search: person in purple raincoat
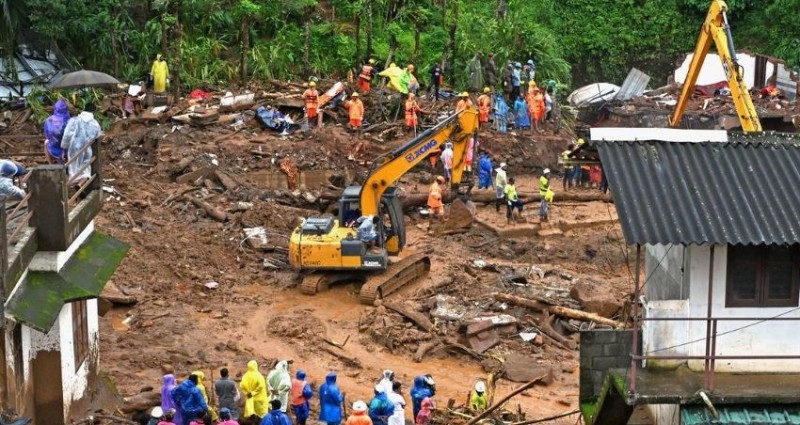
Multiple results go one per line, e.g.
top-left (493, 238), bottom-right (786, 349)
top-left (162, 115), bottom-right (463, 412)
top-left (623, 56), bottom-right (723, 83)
top-left (161, 374), bottom-right (181, 425)
top-left (43, 99), bottom-right (71, 163)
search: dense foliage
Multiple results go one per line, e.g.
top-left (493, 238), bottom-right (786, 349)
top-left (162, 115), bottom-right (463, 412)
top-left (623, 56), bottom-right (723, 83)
top-left (2, 0), bottom-right (798, 91)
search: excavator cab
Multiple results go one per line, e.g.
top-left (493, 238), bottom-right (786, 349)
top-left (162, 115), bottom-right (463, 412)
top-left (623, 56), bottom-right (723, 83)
top-left (338, 185), bottom-right (406, 256)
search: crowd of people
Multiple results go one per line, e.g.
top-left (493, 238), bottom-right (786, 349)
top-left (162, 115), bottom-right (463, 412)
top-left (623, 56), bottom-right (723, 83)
top-left (147, 363), bottom-right (493, 425)
top-left (296, 51), bottom-right (555, 137)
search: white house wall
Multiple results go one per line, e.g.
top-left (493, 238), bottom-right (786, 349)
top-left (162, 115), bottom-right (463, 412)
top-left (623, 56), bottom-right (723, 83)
top-left (674, 52), bottom-right (772, 88)
top-left (686, 244), bottom-right (800, 372)
top-left (642, 300), bottom-right (689, 369)
top-left (643, 244), bottom-right (800, 372)
top-left (57, 299), bottom-right (98, 420)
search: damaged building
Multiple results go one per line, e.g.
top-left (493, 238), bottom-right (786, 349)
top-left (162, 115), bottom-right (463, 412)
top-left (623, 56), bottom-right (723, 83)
top-left (570, 51), bottom-right (800, 132)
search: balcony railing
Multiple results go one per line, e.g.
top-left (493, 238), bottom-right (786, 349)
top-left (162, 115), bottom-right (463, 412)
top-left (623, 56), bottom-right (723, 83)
top-left (0, 136), bottom-right (103, 307)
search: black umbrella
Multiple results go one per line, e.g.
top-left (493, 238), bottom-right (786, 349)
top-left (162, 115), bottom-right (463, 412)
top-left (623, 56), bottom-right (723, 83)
top-left (49, 70), bottom-right (120, 90)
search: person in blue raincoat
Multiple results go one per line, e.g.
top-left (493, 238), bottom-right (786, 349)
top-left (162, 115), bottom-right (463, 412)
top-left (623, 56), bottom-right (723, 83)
top-left (513, 95), bottom-right (530, 129)
top-left (409, 376), bottom-right (433, 419)
top-left (261, 400), bottom-right (292, 425)
top-left (477, 154), bottom-right (493, 189)
top-left (319, 372), bottom-right (345, 425)
top-left (368, 385), bottom-right (395, 425)
top-left (493, 94), bottom-right (509, 132)
top-left (171, 374), bottom-right (208, 425)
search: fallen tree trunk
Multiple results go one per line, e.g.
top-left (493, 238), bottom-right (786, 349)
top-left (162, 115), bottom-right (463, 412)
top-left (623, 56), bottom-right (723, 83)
top-left (494, 293), bottom-right (623, 328)
top-left (401, 191), bottom-right (611, 208)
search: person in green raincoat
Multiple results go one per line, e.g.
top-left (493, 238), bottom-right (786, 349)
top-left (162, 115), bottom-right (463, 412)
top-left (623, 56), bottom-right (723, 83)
top-left (466, 53), bottom-right (484, 92)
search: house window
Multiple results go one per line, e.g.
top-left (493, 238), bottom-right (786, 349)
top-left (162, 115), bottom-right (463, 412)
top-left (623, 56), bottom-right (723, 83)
top-left (72, 300), bottom-right (89, 370)
top-left (726, 245), bottom-right (800, 307)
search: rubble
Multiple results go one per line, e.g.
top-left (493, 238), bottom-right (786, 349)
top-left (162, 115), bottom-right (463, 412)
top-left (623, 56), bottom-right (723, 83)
top-left (1, 73), bottom-right (635, 422)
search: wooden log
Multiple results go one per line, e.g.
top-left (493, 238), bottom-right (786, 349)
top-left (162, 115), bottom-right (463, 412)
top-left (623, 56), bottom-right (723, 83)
top-left (173, 156), bottom-right (195, 174)
top-left (215, 170), bottom-right (240, 190)
top-left (413, 340), bottom-right (443, 363)
top-left (494, 293), bottom-right (623, 328)
top-left (382, 302), bottom-right (434, 332)
top-left (465, 375), bottom-right (547, 425)
top-left (189, 198), bottom-right (228, 222)
top-left (320, 344), bottom-right (362, 368)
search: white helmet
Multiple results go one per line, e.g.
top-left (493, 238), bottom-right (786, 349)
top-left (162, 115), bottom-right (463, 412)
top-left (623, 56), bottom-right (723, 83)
top-left (475, 381), bottom-right (486, 392)
top-left (151, 406), bottom-right (164, 418)
top-left (543, 168), bottom-right (550, 174)
top-left (353, 400), bottom-right (368, 412)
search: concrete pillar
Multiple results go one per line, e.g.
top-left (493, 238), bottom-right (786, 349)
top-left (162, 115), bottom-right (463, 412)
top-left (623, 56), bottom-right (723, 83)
top-left (29, 166), bottom-right (69, 252)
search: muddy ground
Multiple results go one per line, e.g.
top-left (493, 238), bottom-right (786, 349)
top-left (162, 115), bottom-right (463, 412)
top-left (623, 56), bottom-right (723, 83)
top-left (4, 93), bottom-right (630, 424)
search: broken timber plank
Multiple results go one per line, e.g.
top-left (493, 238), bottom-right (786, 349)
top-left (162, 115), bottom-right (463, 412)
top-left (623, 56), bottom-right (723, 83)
top-left (176, 165), bottom-right (217, 184)
top-left (188, 198), bottom-right (228, 222)
top-left (382, 302), bottom-right (434, 332)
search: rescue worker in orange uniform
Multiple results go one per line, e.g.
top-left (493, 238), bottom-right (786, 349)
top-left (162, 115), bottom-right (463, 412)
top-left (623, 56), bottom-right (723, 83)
top-left (405, 93), bottom-right (420, 130)
top-left (303, 81), bottom-right (319, 126)
top-left (455, 92), bottom-right (473, 111)
top-left (290, 370), bottom-right (313, 425)
top-left (358, 59), bottom-right (376, 93)
top-left (345, 401), bottom-right (373, 425)
top-left (477, 87), bottom-right (492, 128)
top-left (526, 81), bottom-right (545, 133)
top-left (346, 92), bottom-right (365, 130)
top-left (427, 176), bottom-right (445, 218)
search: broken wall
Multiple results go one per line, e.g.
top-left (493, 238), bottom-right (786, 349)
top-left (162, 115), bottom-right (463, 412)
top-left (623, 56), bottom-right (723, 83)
top-left (579, 329), bottom-right (639, 401)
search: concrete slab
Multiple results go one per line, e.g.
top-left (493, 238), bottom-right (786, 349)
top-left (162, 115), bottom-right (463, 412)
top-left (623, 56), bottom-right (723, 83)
top-left (632, 366), bottom-right (800, 404)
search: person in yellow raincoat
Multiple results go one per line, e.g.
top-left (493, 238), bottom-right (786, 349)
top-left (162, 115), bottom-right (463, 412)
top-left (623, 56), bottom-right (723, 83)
top-left (191, 371), bottom-right (218, 421)
top-left (241, 360), bottom-right (269, 419)
top-left (378, 63), bottom-right (407, 94)
top-left (150, 54), bottom-right (169, 94)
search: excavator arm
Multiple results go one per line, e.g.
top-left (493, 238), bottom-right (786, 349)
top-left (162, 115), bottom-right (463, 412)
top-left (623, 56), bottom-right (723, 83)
top-left (669, 0), bottom-right (762, 132)
top-left (359, 108), bottom-right (479, 216)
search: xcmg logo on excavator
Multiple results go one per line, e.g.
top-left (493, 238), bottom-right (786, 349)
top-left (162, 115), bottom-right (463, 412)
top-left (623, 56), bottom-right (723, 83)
top-left (405, 139), bottom-right (437, 162)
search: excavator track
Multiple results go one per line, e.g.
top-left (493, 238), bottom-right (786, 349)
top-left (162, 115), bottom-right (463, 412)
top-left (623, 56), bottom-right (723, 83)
top-left (299, 273), bottom-right (330, 295)
top-left (359, 253), bottom-right (431, 305)
top-left (300, 271), bottom-right (367, 295)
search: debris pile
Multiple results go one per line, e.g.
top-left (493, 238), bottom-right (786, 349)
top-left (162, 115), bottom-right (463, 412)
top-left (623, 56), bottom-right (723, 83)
top-left (359, 261), bottom-right (626, 367)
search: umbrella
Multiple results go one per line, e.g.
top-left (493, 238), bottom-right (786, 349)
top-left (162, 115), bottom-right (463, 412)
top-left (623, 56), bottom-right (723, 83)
top-left (49, 70), bottom-right (120, 90)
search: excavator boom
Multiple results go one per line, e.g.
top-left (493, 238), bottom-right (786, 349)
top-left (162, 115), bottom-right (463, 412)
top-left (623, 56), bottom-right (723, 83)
top-left (290, 107), bottom-right (479, 305)
top-left (669, 0), bottom-right (762, 132)
top-left (360, 108), bottom-right (479, 216)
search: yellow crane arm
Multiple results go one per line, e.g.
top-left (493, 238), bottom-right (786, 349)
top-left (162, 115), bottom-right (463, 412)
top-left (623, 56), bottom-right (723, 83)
top-left (669, 0), bottom-right (762, 132)
top-left (360, 108), bottom-right (479, 216)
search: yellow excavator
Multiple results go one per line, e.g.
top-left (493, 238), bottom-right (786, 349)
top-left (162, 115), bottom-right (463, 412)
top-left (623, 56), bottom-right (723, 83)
top-left (669, 0), bottom-right (762, 132)
top-left (289, 108), bottom-right (480, 304)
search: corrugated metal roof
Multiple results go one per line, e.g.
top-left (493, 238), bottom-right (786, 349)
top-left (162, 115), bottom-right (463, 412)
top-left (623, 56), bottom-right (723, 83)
top-left (596, 133), bottom-right (800, 245)
top-left (615, 68), bottom-right (651, 101)
top-left (682, 404), bottom-right (800, 425)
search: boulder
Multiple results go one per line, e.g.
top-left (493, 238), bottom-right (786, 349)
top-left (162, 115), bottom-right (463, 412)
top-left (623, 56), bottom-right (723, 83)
top-left (569, 279), bottom-right (622, 318)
